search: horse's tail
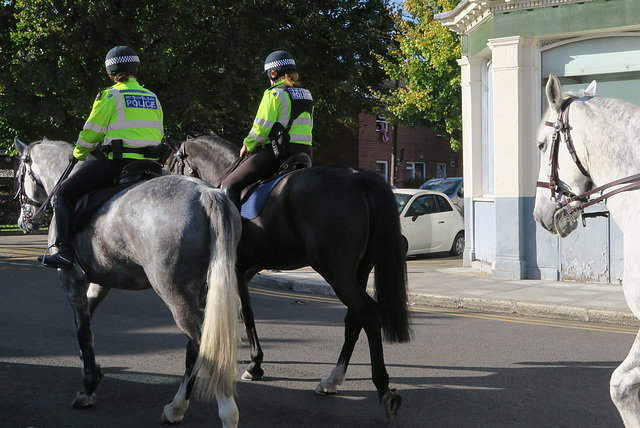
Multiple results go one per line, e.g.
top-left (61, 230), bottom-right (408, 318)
top-left (363, 173), bottom-right (412, 344)
top-left (193, 189), bottom-right (242, 400)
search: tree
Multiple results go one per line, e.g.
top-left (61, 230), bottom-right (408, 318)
top-left (376, 0), bottom-right (461, 151)
top-left (0, 0), bottom-right (393, 151)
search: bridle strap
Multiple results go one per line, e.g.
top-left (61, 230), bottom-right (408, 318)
top-left (538, 95), bottom-right (640, 215)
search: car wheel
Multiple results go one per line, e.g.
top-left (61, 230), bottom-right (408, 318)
top-left (449, 232), bottom-right (464, 257)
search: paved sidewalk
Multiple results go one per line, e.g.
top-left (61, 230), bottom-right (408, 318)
top-left (2, 233), bottom-right (638, 327)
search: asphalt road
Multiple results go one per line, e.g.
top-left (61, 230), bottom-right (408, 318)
top-left (0, 259), bottom-right (635, 427)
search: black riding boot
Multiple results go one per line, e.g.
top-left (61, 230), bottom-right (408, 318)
top-left (223, 187), bottom-right (242, 212)
top-left (39, 196), bottom-right (75, 269)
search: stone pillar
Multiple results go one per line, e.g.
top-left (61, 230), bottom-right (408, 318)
top-left (458, 55), bottom-right (485, 268)
top-left (487, 36), bottom-right (538, 279)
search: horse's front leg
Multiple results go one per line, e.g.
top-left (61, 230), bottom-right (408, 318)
top-left (611, 330), bottom-right (640, 426)
top-left (62, 271), bottom-right (102, 408)
top-left (238, 269), bottom-right (264, 381)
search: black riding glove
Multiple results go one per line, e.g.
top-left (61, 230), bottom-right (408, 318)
top-left (69, 153), bottom-right (79, 165)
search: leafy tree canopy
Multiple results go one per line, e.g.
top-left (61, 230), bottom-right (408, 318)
top-left (0, 0), bottom-right (393, 151)
top-left (376, 0), bottom-right (461, 151)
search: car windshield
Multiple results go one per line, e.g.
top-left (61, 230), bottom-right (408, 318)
top-left (423, 180), bottom-right (459, 195)
top-left (394, 193), bottom-right (413, 214)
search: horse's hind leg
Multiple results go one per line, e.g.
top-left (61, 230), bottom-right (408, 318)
top-left (317, 269), bottom-right (401, 418)
top-left (315, 307), bottom-right (360, 395)
top-left (611, 330), bottom-right (640, 426)
top-left (238, 269), bottom-right (264, 380)
top-left (162, 340), bottom-right (198, 424)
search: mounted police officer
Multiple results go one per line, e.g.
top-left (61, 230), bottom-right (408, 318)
top-left (41, 46), bottom-right (164, 269)
top-left (221, 50), bottom-right (314, 209)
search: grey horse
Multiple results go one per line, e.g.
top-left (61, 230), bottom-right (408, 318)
top-left (15, 138), bottom-right (242, 427)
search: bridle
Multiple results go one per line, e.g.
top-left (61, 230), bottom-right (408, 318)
top-left (15, 149), bottom-right (48, 227)
top-left (536, 96), bottom-right (640, 218)
top-left (15, 144), bottom-right (78, 229)
top-left (172, 141), bottom-right (199, 178)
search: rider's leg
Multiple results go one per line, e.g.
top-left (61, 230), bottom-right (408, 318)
top-left (40, 194), bottom-right (75, 269)
top-left (221, 147), bottom-right (280, 211)
top-left (39, 158), bottom-right (130, 269)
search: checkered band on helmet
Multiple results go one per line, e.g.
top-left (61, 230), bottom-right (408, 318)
top-left (105, 46), bottom-right (140, 75)
top-left (263, 50), bottom-right (296, 74)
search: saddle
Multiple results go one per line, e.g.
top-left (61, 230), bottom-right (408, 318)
top-left (239, 152), bottom-right (311, 219)
top-left (72, 160), bottom-right (163, 231)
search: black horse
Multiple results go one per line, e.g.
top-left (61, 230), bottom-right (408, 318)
top-left (168, 135), bottom-right (411, 418)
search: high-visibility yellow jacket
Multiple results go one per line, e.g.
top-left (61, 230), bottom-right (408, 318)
top-left (243, 80), bottom-right (313, 153)
top-left (73, 79), bottom-right (164, 160)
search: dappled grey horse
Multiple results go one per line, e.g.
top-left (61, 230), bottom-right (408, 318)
top-left (15, 138), bottom-right (242, 427)
top-left (535, 74), bottom-right (640, 427)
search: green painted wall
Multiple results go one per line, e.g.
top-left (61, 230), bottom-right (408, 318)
top-left (465, 0), bottom-right (640, 57)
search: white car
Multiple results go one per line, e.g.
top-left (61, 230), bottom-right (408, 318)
top-left (392, 188), bottom-right (465, 257)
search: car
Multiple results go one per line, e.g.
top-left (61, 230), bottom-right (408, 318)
top-left (419, 177), bottom-right (464, 216)
top-left (392, 188), bottom-right (465, 257)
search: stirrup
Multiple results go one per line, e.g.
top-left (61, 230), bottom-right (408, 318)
top-left (39, 244), bottom-right (75, 270)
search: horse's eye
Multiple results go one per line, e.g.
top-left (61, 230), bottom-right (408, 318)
top-left (537, 140), bottom-right (547, 151)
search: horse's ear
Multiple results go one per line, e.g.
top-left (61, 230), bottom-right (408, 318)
top-left (14, 136), bottom-right (27, 155)
top-left (166, 139), bottom-right (181, 151)
top-left (585, 80), bottom-right (597, 96)
top-left (546, 73), bottom-right (563, 113)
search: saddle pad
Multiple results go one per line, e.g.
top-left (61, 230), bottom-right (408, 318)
top-left (240, 173), bottom-right (290, 220)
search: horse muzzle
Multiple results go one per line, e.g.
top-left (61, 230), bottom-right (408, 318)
top-left (552, 206), bottom-right (579, 238)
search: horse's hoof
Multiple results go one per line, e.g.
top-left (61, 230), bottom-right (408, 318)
top-left (381, 389), bottom-right (402, 419)
top-left (314, 379), bottom-right (338, 395)
top-left (241, 368), bottom-right (264, 381)
top-left (160, 409), bottom-right (184, 425)
top-left (71, 391), bottom-right (97, 409)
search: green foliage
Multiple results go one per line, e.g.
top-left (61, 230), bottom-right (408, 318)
top-left (375, 0), bottom-right (462, 151)
top-left (0, 0), bottom-right (393, 151)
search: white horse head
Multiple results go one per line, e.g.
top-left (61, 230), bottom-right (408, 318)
top-left (14, 137), bottom-right (50, 233)
top-left (533, 74), bottom-right (596, 237)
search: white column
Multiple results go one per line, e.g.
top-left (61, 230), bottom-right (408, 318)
top-left (458, 56), bottom-right (484, 267)
top-left (487, 36), bottom-right (538, 279)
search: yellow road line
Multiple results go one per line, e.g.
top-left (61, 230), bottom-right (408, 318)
top-left (249, 286), bottom-right (638, 336)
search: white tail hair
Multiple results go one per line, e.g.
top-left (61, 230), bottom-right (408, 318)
top-left (193, 189), bottom-right (241, 399)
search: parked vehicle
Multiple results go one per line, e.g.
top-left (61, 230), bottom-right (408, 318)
top-left (420, 177), bottom-right (464, 216)
top-left (393, 188), bottom-right (465, 257)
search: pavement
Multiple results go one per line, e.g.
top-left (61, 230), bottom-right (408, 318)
top-left (2, 233), bottom-right (639, 327)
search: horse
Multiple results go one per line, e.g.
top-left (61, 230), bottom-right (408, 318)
top-left (534, 73), bottom-right (640, 427)
top-left (167, 135), bottom-right (411, 418)
top-left (14, 138), bottom-right (242, 427)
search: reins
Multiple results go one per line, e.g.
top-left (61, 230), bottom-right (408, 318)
top-left (537, 96), bottom-right (640, 218)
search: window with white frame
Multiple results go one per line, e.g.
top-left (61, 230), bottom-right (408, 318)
top-left (542, 35), bottom-right (640, 109)
top-left (406, 162), bottom-right (425, 180)
top-left (376, 161), bottom-right (388, 182)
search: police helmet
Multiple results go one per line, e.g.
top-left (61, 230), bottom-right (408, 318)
top-left (105, 46), bottom-right (140, 76)
top-left (263, 50), bottom-right (296, 76)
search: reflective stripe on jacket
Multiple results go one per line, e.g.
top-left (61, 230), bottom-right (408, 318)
top-left (243, 80), bottom-right (313, 153)
top-left (73, 79), bottom-right (164, 160)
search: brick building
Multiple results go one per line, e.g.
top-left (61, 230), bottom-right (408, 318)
top-left (314, 113), bottom-right (462, 188)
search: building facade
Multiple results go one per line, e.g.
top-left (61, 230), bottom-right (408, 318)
top-left (313, 114), bottom-right (462, 187)
top-left (437, 0), bottom-right (640, 282)
top-left (357, 113), bottom-right (462, 187)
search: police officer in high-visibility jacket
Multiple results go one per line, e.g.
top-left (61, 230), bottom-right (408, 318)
top-left (40, 46), bottom-right (164, 269)
top-left (221, 50), bottom-right (314, 209)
